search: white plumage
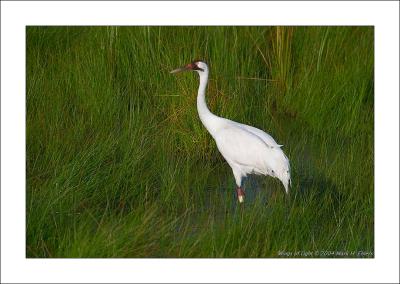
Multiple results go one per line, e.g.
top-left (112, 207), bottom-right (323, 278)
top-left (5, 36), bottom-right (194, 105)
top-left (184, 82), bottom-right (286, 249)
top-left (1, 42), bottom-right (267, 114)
top-left (171, 60), bottom-right (291, 203)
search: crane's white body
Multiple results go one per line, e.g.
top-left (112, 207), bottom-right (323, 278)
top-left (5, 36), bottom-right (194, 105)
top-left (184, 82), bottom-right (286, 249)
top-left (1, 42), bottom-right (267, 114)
top-left (172, 61), bottom-right (291, 202)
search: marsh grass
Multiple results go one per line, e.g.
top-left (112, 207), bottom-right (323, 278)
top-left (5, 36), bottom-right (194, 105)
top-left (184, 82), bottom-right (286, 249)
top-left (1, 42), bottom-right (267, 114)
top-left (26, 26), bottom-right (374, 257)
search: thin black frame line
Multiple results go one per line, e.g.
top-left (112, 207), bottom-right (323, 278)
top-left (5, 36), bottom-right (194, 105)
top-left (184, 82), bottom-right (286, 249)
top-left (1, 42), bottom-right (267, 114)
top-left (24, 25), bottom-right (375, 260)
top-left (0, 0), bottom-right (391, 1)
top-left (25, 25), bottom-right (375, 27)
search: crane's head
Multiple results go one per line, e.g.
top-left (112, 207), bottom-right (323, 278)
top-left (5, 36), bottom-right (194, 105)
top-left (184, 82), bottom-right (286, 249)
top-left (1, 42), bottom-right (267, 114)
top-left (170, 60), bottom-right (208, 74)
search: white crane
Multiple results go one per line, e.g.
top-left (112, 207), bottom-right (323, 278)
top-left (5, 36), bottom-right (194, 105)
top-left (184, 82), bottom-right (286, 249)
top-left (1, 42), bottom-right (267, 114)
top-left (171, 60), bottom-right (291, 203)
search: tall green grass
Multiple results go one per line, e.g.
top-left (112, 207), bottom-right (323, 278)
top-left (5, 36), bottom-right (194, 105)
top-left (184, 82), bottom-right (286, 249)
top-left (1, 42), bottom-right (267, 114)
top-left (26, 26), bottom-right (374, 257)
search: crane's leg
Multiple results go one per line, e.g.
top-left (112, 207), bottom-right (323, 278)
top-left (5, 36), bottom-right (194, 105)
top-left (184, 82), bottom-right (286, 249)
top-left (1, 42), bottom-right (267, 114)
top-left (232, 168), bottom-right (245, 203)
top-left (236, 187), bottom-right (245, 203)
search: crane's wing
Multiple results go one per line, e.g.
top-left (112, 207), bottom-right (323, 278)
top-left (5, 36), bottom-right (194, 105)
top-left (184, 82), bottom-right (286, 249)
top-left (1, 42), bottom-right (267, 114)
top-left (231, 121), bottom-right (283, 148)
top-left (214, 124), bottom-right (273, 172)
top-left (214, 123), bottom-right (291, 191)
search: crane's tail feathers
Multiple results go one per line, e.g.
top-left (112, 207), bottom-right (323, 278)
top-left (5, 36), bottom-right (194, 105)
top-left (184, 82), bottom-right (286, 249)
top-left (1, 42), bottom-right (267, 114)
top-left (279, 170), bottom-right (291, 194)
top-left (283, 181), bottom-right (290, 194)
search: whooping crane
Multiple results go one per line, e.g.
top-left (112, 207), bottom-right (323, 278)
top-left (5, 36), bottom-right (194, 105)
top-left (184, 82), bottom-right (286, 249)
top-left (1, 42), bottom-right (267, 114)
top-left (171, 60), bottom-right (291, 203)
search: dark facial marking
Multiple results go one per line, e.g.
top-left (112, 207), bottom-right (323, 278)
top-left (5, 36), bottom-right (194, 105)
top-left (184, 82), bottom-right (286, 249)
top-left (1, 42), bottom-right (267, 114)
top-left (186, 61), bottom-right (204, 72)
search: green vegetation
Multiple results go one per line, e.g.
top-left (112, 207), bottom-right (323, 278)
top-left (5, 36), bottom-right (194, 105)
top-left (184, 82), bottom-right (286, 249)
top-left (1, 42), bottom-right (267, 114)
top-left (26, 26), bottom-right (374, 257)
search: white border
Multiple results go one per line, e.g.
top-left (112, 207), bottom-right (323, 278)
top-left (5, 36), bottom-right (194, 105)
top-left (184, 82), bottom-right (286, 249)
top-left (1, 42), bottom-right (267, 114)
top-left (1, 1), bottom-right (399, 283)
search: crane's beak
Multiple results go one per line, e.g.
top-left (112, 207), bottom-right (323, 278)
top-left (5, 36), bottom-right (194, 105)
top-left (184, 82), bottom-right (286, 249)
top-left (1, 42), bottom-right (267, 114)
top-left (170, 62), bottom-right (204, 74)
top-left (169, 63), bottom-right (197, 74)
top-left (170, 64), bottom-right (192, 74)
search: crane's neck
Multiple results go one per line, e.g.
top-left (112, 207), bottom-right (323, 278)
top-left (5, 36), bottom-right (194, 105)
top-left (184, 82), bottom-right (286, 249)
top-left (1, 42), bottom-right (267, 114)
top-left (197, 70), bottom-right (221, 137)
